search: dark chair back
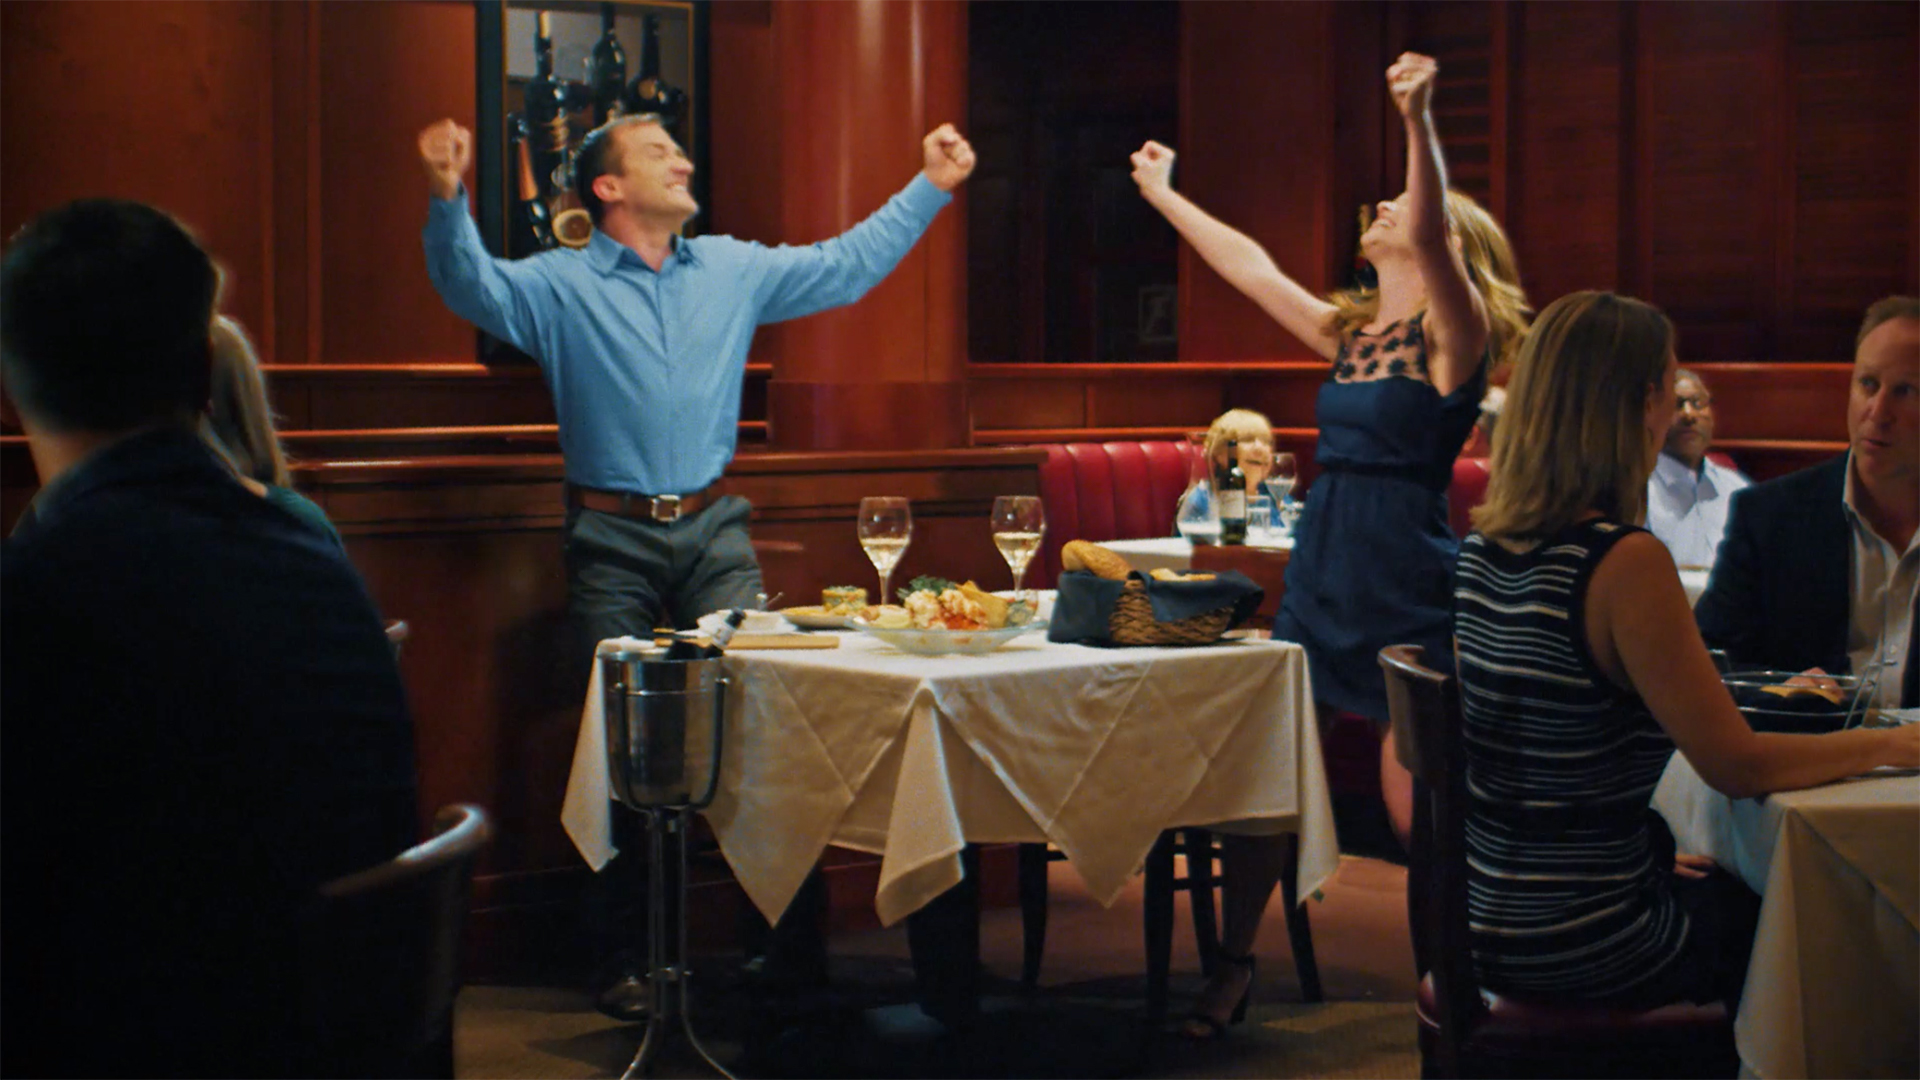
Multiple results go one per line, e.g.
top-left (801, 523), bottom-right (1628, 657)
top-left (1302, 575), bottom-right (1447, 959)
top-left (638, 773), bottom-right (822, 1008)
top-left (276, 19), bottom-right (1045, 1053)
top-left (298, 803), bottom-right (492, 1079)
top-left (1379, 644), bottom-right (1480, 1077)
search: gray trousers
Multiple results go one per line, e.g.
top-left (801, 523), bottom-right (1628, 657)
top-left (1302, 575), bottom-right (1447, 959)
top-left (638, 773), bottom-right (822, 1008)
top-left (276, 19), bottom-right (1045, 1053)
top-left (567, 495), bottom-right (765, 970)
top-left (565, 494), bottom-right (766, 660)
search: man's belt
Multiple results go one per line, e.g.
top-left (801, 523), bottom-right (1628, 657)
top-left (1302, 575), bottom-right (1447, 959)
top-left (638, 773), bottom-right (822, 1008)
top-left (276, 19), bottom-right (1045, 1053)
top-left (567, 481), bottom-right (726, 522)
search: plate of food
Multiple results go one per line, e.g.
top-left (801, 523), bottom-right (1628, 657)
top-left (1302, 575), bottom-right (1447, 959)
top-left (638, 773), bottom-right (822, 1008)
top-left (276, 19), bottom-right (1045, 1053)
top-left (854, 577), bottom-right (1042, 656)
top-left (1722, 669), bottom-right (1872, 734)
top-left (781, 586), bottom-right (871, 630)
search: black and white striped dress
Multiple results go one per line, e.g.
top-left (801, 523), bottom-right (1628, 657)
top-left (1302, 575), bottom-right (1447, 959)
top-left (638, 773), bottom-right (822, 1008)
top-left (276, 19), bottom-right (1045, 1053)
top-left (1453, 518), bottom-right (1689, 1000)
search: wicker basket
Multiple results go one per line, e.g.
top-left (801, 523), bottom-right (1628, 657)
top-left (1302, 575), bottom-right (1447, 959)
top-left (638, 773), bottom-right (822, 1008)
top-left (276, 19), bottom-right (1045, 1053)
top-left (1108, 580), bottom-right (1234, 646)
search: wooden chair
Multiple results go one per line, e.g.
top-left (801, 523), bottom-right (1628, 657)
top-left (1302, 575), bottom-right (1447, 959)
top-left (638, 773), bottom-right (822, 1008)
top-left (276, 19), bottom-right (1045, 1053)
top-left (1378, 645), bottom-right (1737, 1079)
top-left (297, 803), bottom-right (493, 1079)
top-left (1017, 826), bottom-right (1323, 1022)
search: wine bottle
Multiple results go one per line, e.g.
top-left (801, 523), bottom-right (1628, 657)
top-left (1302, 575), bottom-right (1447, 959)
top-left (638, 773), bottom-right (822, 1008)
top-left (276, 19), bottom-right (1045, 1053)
top-left (588, 2), bottom-right (628, 128)
top-left (512, 115), bottom-right (555, 253)
top-left (525, 11), bottom-right (574, 202)
top-left (1218, 439), bottom-right (1249, 545)
top-left (622, 13), bottom-right (687, 131)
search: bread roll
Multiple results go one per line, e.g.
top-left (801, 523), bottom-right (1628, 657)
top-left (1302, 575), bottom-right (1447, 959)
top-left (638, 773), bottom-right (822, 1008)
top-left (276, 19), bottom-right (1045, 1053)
top-left (1061, 540), bottom-right (1132, 581)
top-left (1149, 568), bottom-right (1215, 582)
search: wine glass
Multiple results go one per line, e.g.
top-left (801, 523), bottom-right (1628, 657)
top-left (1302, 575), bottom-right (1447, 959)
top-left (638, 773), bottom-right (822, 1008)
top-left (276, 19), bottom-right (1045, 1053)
top-left (1263, 452), bottom-right (1298, 506)
top-left (857, 496), bottom-right (913, 605)
top-left (990, 495), bottom-right (1046, 601)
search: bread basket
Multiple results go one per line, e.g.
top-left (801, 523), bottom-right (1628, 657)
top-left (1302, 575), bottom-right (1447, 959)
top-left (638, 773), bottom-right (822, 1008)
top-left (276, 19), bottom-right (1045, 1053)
top-left (1108, 579), bottom-right (1237, 645)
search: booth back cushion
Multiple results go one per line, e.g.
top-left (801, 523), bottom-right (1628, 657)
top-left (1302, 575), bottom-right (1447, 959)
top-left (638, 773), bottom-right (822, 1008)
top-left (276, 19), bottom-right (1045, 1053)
top-left (1032, 441), bottom-right (1200, 589)
top-left (1449, 457), bottom-right (1491, 539)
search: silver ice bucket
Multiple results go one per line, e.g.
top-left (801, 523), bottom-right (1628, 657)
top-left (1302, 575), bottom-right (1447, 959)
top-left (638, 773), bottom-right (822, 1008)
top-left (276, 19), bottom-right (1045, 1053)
top-left (601, 649), bottom-right (729, 809)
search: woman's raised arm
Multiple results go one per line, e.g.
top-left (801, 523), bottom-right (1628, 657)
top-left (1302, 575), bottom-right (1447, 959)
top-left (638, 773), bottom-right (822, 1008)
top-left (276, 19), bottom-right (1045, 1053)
top-left (1389, 54), bottom-right (1488, 396)
top-left (1130, 140), bottom-right (1341, 360)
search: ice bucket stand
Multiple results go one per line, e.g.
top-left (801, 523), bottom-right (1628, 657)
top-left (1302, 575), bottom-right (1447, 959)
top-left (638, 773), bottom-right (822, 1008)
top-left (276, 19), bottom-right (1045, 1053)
top-left (601, 648), bottom-right (735, 1080)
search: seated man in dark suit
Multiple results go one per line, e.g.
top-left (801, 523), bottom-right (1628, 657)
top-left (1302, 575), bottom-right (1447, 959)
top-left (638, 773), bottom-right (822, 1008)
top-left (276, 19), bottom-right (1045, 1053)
top-left (1695, 296), bottom-right (1919, 709)
top-left (1, 200), bottom-right (419, 1077)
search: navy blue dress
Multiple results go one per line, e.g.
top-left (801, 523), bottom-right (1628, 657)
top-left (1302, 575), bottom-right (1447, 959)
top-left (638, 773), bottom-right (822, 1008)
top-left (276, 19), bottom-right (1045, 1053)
top-left (1273, 312), bottom-right (1485, 722)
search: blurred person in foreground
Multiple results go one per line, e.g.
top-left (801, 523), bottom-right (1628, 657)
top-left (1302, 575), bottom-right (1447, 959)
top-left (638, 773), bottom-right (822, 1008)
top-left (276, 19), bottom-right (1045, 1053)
top-left (1695, 296), bottom-right (1919, 709)
top-left (1644, 367), bottom-right (1749, 570)
top-left (1, 199), bottom-right (417, 1077)
top-left (1456, 290), bottom-right (1916, 1009)
top-left (205, 313), bottom-right (343, 547)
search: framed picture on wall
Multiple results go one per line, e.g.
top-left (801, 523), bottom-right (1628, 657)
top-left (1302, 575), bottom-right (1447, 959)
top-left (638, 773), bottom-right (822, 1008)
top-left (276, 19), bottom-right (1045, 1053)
top-left (473, 0), bottom-right (709, 359)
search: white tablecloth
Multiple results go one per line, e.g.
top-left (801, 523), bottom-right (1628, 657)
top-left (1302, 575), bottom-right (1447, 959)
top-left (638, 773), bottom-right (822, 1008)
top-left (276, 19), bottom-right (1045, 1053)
top-left (1654, 756), bottom-right (1919, 1079)
top-left (1103, 535), bottom-right (1293, 575)
top-left (565, 632), bottom-right (1338, 929)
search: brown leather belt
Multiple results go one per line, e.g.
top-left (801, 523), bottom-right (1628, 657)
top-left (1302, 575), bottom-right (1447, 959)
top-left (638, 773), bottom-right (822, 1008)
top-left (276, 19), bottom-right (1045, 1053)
top-left (567, 481), bottom-right (725, 522)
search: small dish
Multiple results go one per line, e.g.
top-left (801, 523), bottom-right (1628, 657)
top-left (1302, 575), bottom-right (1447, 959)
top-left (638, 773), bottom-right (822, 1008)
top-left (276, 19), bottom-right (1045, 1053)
top-left (854, 621), bottom-right (1046, 656)
top-left (695, 609), bottom-right (793, 636)
top-left (779, 605), bottom-right (857, 630)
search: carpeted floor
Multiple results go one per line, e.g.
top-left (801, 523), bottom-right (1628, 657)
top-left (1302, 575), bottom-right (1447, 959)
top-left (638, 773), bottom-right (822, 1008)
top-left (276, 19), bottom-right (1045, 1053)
top-left (455, 855), bottom-right (1420, 1079)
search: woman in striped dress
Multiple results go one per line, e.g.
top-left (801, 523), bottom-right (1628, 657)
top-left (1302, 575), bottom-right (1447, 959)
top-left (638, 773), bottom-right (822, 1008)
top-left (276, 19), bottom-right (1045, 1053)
top-left (1454, 291), bottom-right (1918, 1005)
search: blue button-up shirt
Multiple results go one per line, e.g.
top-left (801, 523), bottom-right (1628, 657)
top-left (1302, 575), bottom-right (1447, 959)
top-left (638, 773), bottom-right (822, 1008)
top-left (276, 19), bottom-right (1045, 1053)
top-left (423, 176), bottom-right (950, 493)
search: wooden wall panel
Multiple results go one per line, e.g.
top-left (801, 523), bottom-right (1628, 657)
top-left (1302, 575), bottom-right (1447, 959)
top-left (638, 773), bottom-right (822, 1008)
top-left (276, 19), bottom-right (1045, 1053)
top-left (315, 1), bottom-right (478, 365)
top-left (0, 1), bottom-right (275, 339)
top-left (1781, 1), bottom-right (1920, 360)
top-left (1507, 1), bottom-right (1628, 304)
top-left (1178, 0), bottom-right (1335, 363)
top-left (1636, 2), bottom-right (1781, 362)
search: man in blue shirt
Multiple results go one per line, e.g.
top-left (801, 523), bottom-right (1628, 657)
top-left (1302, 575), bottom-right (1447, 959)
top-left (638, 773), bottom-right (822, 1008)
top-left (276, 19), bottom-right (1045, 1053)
top-left (418, 112), bottom-right (975, 1018)
top-left (419, 114), bottom-right (974, 648)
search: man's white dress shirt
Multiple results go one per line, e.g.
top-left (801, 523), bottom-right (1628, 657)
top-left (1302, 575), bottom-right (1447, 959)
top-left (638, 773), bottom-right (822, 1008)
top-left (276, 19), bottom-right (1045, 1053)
top-left (1646, 451), bottom-right (1751, 570)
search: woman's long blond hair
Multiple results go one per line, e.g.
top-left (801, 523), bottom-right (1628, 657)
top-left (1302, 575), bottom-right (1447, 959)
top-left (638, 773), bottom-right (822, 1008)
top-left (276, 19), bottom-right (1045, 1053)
top-left (1328, 189), bottom-right (1531, 372)
top-left (204, 315), bottom-right (292, 488)
top-left (1470, 291), bottom-right (1674, 541)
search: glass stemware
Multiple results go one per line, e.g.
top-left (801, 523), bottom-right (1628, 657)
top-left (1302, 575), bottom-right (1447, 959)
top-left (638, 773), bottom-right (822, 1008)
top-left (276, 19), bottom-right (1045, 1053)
top-left (990, 495), bottom-right (1047, 601)
top-left (1263, 451), bottom-right (1298, 505)
top-left (857, 496), bottom-right (913, 605)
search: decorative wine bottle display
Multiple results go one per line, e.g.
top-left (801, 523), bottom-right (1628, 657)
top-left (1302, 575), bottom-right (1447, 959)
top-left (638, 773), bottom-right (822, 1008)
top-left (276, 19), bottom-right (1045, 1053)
top-left (511, 115), bottom-right (555, 254)
top-left (587, 2), bottom-right (628, 128)
top-left (525, 11), bottom-right (574, 204)
top-left (623, 13), bottom-right (686, 134)
top-left (1217, 439), bottom-right (1248, 545)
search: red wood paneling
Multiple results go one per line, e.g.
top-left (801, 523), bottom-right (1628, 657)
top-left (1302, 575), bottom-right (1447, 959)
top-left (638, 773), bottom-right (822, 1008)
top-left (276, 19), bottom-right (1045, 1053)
top-left (315, 1), bottom-right (477, 365)
top-left (1178, 1), bottom-right (1336, 363)
top-left (1, 1), bottom-right (275, 337)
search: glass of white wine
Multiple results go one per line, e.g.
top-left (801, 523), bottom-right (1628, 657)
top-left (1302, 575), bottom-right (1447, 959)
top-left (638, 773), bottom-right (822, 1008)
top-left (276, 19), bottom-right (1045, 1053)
top-left (1264, 451), bottom-right (1298, 505)
top-left (857, 496), bottom-right (913, 605)
top-left (991, 495), bottom-right (1046, 602)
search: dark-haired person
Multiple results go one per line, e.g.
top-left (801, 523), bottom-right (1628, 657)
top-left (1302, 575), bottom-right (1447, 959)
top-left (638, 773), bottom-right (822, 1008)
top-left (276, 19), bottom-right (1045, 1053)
top-left (1, 199), bottom-right (417, 1076)
top-left (1696, 296), bottom-right (1919, 708)
top-left (1455, 290), bottom-right (1916, 1010)
top-left (417, 112), bottom-right (975, 1016)
top-left (1645, 367), bottom-right (1749, 571)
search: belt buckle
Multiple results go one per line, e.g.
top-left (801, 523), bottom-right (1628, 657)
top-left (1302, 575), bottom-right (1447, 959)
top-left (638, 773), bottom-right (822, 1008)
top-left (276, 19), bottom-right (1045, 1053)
top-left (649, 494), bottom-right (682, 522)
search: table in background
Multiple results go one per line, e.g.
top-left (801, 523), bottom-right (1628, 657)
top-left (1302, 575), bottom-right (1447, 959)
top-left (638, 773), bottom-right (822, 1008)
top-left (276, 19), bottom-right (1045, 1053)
top-left (1653, 756), bottom-right (1918, 1079)
top-left (565, 631), bottom-right (1339, 932)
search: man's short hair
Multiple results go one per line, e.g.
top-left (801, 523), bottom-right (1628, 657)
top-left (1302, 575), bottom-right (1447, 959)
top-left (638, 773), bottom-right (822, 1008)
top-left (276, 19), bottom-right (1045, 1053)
top-left (573, 114), bottom-right (666, 225)
top-left (1, 199), bottom-right (218, 433)
top-left (1857, 296), bottom-right (1920, 348)
top-left (1673, 367), bottom-right (1708, 393)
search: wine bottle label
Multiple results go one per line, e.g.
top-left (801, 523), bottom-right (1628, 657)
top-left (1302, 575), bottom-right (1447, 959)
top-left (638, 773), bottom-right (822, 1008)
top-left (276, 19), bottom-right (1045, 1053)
top-left (1219, 489), bottom-right (1246, 519)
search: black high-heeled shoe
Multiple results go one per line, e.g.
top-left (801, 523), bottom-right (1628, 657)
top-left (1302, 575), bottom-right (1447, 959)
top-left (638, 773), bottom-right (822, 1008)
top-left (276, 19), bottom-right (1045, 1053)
top-left (1179, 951), bottom-right (1256, 1040)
